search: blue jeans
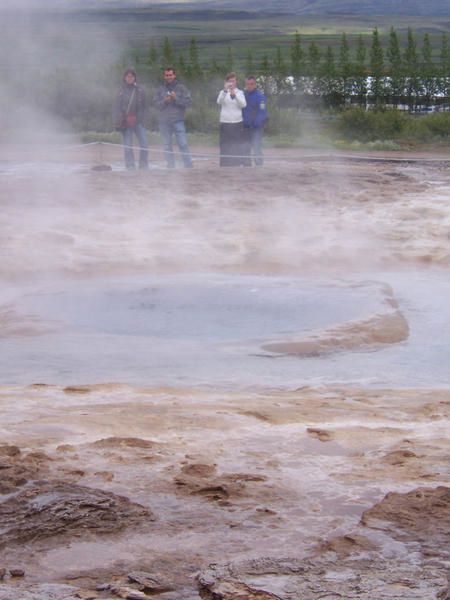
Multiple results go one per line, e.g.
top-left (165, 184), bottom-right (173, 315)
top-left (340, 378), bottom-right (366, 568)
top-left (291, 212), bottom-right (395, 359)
top-left (159, 120), bottom-right (193, 168)
top-left (247, 127), bottom-right (264, 166)
top-left (122, 124), bottom-right (149, 169)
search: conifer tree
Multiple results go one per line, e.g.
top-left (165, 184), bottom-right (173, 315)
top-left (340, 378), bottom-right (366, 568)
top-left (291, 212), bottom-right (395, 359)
top-left (148, 42), bottom-right (158, 67)
top-left (260, 54), bottom-right (270, 76)
top-left (273, 46), bottom-right (287, 90)
top-left (307, 42), bottom-right (321, 97)
top-left (291, 31), bottom-right (304, 79)
top-left (354, 35), bottom-right (368, 107)
top-left (259, 54), bottom-right (271, 94)
top-left (404, 28), bottom-right (420, 109)
top-left (439, 33), bottom-right (450, 101)
top-left (370, 27), bottom-right (385, 106)
top-left (421, 33), bottom-right (437, 106)
top-left (321, 46), bottom-right (340, 106)
top-left (162, 36), bottom-right (175, 68)
top-left (338, 33), bottom-right (352, 100)
top-left (245, 49), bottom-right (254, 76)
top-left (307, 41), bottom-right (321, 76)
top-left (274, 46), bottom-right (287, 73)
top-left (188, 37), bottom-right (203, 80)
top-left (178, 53), bottom-right (186, 77)
top-left (386, 27), bottom-right (404, 106)
top-left (209, 57), bottom-right (223, 77)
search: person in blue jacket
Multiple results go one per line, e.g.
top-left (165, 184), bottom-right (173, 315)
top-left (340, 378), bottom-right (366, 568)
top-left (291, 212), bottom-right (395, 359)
top-left (242, 76), bottom-right (268, 166)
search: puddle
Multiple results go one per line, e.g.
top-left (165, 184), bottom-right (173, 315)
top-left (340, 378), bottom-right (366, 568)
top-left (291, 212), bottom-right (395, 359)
top-left (0, 272), bottom-right (449, 388)
top-left (14, 275), bottom-right (383, 339)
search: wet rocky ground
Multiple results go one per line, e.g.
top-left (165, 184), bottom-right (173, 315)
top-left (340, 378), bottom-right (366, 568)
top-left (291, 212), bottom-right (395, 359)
top-left (0, 383), bottom-right (449, 599)
top-left (0, 149), bottom-right (449, 598)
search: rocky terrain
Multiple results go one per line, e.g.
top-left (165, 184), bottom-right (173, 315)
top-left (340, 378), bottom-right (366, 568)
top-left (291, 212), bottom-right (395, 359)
top-left (0, 145), bottom-right (449, 598)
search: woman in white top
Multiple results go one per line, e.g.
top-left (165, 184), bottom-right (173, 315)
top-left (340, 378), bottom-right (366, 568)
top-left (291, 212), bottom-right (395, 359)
top-left (217, 72), bottom-right (247, 167)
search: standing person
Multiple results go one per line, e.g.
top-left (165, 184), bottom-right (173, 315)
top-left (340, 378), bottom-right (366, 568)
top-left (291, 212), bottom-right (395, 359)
top-left (153, 67), bottom-right (193, 168)
top-left (217, 72), bottom-right (247, 167)
top-left (243, 76), bottom-right (268, 166)
top-left (113, 68), bottom-right (149, 170)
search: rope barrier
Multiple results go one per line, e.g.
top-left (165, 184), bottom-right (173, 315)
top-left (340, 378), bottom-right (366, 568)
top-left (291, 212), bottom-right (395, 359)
top-left (97, 140), bottom-right (265, 162)
top-left (1, 140), bottom-right (448, 165)
top-left (94, 141), bottom-right (450, 165)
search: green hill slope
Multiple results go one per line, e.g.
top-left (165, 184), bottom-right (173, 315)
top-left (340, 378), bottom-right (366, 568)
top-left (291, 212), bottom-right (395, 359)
top-left (188, 0), bottom-right (450, 16)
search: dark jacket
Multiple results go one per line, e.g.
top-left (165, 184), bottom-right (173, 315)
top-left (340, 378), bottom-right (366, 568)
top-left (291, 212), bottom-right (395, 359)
top-left (113, 83), bottom-right (148, 128)
top-left (153, 79), bottom-right (192, 124)
top-left (242, 89), bottom-right (268, 129)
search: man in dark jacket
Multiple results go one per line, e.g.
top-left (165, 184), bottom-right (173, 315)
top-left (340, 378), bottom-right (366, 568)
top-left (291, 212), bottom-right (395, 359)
top-left (153, 68), bottom-right (193, 168)
top-left (113, 68), bottom-right (149, 170)
top-left (242, 76), bottom-right (268, 167)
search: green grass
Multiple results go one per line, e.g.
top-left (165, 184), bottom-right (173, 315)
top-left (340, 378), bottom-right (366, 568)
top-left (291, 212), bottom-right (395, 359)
top-left (2, 7), bottom-right (448, 76)
top-left (61, 9), bottom-right (450, 66)
top-left (80, 111), bottom-right (450, 153)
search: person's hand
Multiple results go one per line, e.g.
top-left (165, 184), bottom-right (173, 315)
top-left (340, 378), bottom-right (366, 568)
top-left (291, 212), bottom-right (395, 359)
top-left (164, 91), bottom-right (176, 103)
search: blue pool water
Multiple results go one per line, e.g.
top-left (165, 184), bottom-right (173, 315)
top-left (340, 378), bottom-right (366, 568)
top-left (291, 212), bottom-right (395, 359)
top-left (0, 271), bottom-right (448, 388)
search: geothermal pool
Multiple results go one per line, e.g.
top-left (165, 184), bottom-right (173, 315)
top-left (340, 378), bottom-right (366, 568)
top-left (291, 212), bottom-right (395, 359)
top-left (1, 271), bottom-right (449, 388)
top-left (0, 153), bottom-right (449, 600)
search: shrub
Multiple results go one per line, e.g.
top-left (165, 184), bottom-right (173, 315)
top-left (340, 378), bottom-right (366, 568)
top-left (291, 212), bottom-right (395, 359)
top-left (335, 107), bottom-right (409, 142)
top-left (401, 112), bottom-right (450, 142)
top-left (366, 139), bottom-right (402, 151)
top-left (265, 105), bottom-right (302, 137)
top-left (423, 112), bottom-right (450, 137)
top-left (336, 107), bottom-right (374, 140)
top-left (185, 103), bottom-right (219, 134)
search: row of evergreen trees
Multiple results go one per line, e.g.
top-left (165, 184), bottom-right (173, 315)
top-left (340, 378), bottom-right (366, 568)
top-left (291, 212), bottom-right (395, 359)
top-left (131, 28), bottom-right (450, 109)
top-left (14, 26), bottom-right (447, 134)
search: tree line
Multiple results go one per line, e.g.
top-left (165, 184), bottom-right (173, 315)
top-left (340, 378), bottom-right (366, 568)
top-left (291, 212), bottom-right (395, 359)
top-left (5, 26), bottom-right (448, 137)
top-left (133, 28), bottom-right (450, 111)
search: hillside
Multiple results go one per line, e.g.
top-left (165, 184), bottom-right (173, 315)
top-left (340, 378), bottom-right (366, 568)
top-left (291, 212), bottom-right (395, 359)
top-left (199, 0), bottom-right (450, 16)
top-left (3, 0), bottom-right (449, 17)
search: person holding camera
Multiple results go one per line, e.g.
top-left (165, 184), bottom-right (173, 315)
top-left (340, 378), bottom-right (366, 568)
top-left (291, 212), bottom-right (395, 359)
top-left (113, 68), bottom-right (149, 170)
top-left (153, 68), bottom-right (193, 168)
top-left (217, 72), bottom-right (247, 167)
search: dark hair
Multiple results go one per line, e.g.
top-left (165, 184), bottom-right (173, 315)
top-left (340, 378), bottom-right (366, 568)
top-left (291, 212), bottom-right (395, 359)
top-left (164, 67), bottom-right (176, 74)
top-left (225, 72), bottom-right (237, 81)
top-left (246, 75), bottom-right (257, 81)
top-left (123, 68), bottom-right (137, 81)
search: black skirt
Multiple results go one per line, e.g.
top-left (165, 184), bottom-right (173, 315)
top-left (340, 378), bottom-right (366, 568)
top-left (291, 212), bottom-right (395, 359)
top-left (219, 122), bottom-right (249, 167)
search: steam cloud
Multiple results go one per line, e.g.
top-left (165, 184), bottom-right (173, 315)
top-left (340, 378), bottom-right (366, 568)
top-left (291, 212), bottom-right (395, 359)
top-left (0, 1), bottom-right (124, 144)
